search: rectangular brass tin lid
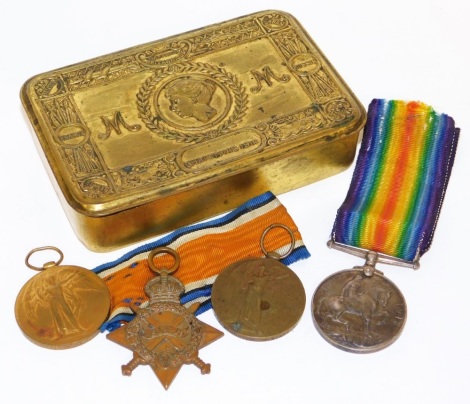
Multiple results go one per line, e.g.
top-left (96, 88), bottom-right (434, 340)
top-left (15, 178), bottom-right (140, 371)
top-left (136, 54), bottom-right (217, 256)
top-left (21, 10), bottom-right (365, 218)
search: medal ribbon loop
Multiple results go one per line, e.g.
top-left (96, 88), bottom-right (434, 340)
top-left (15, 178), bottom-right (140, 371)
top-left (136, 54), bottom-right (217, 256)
top-left (332, 99), bottom-right (459, 264)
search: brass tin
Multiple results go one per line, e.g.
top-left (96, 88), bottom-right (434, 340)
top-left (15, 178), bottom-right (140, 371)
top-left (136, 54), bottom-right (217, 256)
top-left (21, 10), bottom-right (366, 251)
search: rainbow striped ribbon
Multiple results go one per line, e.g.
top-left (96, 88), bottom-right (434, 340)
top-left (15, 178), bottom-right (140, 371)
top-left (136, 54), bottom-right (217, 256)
top-left (332, 99), bottom-right (459, 263)
top-left (93, 192), bottom-right (310, 332)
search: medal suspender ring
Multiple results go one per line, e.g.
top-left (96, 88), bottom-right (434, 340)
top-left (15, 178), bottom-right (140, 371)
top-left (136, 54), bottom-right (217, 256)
top-left (25, 246), bottom-right (64, 271)
top-left (260, 223), bottom-right (295, 260)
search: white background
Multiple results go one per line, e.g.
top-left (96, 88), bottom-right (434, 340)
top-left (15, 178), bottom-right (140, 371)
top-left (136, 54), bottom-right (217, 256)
top-left (1, 1), bottom-right (469, 403)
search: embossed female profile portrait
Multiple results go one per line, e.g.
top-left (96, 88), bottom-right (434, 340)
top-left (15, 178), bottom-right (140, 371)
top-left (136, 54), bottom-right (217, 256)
top-left (138, 63), bottom-right (248, 143)
top-left (164, 77), bottom-right (218, 123)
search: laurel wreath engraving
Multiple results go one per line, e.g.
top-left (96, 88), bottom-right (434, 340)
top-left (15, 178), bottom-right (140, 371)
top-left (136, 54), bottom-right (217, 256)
top-left (137, 62), bottom-right (248, 143)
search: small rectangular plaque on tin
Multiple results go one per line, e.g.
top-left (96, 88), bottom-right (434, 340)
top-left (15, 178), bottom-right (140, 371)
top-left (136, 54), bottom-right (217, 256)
top-left (21, 10), bottom-right (366, 251)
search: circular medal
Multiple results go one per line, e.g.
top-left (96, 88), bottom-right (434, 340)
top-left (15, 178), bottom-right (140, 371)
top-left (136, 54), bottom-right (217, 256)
top-left (211, 224), bottom-right (306, 341)
top-left (311, 268), bottom-right (406, 353)
top-left (15, 247), bottom-right (110, 349)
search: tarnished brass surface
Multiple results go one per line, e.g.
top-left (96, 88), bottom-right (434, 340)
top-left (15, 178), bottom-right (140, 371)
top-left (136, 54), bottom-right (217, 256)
top-left (21, 10), bottom-right (366, 251)
top-left (212, 256), bottom-right (306, 341)
top-left (311, 269), bottom-right (406, 353)
top-left (212, 225), bottom-right (305, 341)
top-left (15, 247), bottom-right (110, 349)
top-left (106, 247), bottom-right (223, 389)
top-left (211, 223), bottom-right (305, 341)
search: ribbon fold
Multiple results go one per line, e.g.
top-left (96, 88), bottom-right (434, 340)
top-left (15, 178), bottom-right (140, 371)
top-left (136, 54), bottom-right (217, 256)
top-left (94, 191), bottom-right (310, 331)
top-left (332, 99), bottom-right (459, 262)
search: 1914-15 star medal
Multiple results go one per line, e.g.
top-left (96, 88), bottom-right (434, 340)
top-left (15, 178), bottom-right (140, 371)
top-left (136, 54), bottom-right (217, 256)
top-left (106, 247), bottom-right (223, 389)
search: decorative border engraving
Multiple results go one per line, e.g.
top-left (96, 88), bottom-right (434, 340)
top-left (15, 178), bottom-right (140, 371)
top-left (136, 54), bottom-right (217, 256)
top-left (49, 20), bottom-right (266, 94)
top-left (41, 96), bottom-right (105, 178)
top-left (272, 29), bottom-right (340, 101)
top-left (136, 41), bottom-right (192, 67)
top-left (61, 57), bottom-right (142, 92)
top-left (34, 76), bottom-right (66, 98)
top-left (114, 153), bottom-right (183, 191)
top-left (31, 12), bottom-right (358, 202)
top-left (258, 12), bottom-right (290, 32)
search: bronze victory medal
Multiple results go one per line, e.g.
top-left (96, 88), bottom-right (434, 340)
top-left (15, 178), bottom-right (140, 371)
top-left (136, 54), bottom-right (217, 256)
top-left (211, 256), bottom-right (306, 341)
top-left (15, 247), bottom-right (110, 349)
top-left (311, 268), bottom-right (406, 353)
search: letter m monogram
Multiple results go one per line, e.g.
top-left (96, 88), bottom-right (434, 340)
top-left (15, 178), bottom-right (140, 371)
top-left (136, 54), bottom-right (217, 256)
top-left (98, 111), bottom-right (142, 140)
top-left (250, 66), bottom-right (291, 93)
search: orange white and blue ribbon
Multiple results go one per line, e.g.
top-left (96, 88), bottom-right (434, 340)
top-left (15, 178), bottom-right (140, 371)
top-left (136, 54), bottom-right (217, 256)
top-left (332, 99), bottom-right (459, 263)
top-left (93, 192), bottom-right (310, 331)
